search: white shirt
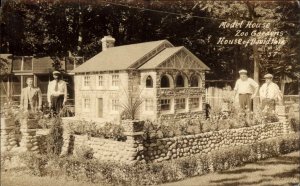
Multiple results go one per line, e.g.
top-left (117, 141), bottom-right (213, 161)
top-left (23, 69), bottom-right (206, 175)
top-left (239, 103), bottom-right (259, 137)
top-left (259, 82), bottom-right (282, 100)
top-left (47, 80), bottom-right (67, 103)
top-left (234, 78), bottom-right (259, 94)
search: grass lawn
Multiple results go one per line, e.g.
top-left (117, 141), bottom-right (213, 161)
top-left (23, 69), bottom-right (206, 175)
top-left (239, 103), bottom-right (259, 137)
top-left (161, 151), bottom-right (300, 186)
top-left (1, 151), bottom-right (299, 186)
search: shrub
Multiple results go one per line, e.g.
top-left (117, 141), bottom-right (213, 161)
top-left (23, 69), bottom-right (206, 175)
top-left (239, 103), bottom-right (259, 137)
top-left (0, 151), bottom-right (14, 171)
top-left (18, 133), bottom-right (299, 185)
top-left (67, 120), bottom-right (126, 141)
top-left (46, 117), bottom-right (64, 155)
top-left (19, 152), bottom-right (49, 176)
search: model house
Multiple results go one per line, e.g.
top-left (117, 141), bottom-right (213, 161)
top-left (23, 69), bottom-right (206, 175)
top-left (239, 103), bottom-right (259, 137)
top-left (72, 36), bottom-right (210, 122)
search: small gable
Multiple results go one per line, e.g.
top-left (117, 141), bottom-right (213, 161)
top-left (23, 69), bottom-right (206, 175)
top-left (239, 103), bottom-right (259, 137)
top-left (139, 47), bottom-right (210, 70)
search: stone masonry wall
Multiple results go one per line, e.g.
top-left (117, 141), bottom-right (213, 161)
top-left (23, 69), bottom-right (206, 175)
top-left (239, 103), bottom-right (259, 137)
top-left (142, 122), bottom-right (284, 162)
top-left (63, 121), bottom-right (288, 164)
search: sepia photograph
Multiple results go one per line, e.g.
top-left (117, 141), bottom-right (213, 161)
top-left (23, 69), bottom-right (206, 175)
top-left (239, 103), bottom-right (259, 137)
top-left (0, 0), bottom-right (299, 185)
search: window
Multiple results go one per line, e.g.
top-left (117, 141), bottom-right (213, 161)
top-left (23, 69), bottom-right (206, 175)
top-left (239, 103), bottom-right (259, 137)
top-left (112, 99), bottom-right (119, 111)
top-left (176, 75), bottom-right (185, 87)
top-left (146, 76), bottom-right (153, 88)
top-left (190, 98), bottom-right (200, 109)
top-left (112, 75), bottom-right (119, 86)
top-left (12, 56), bottom-right (33, 71)
top-left (191, 75), bottom-right (199, 87)
top-left (161, 75), bottom-right (170, 88)
top-left (12, 57), bottom-right (22, 71)
top-left (175, 98), bottom-right (186, 109)
top-left (23, 57), bottom-right (33, 71)
top-left (145, 99), bottom-right (154, 111)
top-left (98, 75), bottom-right (104, 87)
top-left (83, 76), bottom-right (90, 87)
top-left (83, 98), bottom-right (90, 110)
top-left (160, 99), bottom-right (171, 111)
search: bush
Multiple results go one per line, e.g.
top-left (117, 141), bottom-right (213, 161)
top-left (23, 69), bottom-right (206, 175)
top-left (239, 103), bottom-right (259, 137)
top-left (18, 133), bottom-right (299, 185)
top-left (46, 117), bottom-right (64, 155)
top-left (67, 120), bottom-right (126, 141)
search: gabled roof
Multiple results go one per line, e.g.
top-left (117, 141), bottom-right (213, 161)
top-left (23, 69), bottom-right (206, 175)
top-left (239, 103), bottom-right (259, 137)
top-left (138, 47), bottom-right (182, 70)
top-left (138, 47), bottom-right (210, 70)
top-left (73, 40), bottom-right (172, 73)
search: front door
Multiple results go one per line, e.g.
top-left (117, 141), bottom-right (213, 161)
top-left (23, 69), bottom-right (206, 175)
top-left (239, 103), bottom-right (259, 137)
top-left (98, 98), bottom-right (103, 118)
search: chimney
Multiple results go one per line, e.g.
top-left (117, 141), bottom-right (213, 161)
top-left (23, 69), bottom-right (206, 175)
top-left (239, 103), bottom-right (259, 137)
top-left (101, 35), bottom-right (115, 51)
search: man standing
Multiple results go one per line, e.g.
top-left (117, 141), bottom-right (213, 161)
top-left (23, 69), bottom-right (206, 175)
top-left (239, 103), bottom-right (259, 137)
top-left (47, 71), bottom-right (68, 114)
top-left (20, 77), bottom-right (42, 112)
top-left (234, 69), bottom-right (259, 111)
top-left (259, 73), bottom-right (282, 111)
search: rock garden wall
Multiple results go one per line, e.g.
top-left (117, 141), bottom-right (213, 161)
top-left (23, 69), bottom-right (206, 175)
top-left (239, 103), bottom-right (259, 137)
top-left (61, 120), bottom-right (289, 164)
top-left (142, 122), bottom-right (285, 162)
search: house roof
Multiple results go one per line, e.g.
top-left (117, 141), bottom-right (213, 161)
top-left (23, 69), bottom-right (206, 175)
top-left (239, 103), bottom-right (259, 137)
top-left (73, 40), bottom-right (171, 73)
top-left (138, 47), bottom-right (183, 69)
top-left (73, 39), bottom-right (210, 73)
top-left (138, 46), bottom-right (210, 70)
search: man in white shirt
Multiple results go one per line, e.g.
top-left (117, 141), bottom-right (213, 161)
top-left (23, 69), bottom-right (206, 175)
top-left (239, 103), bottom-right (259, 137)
top-left (259, 73), bottom-right (282, 111)
top-left (234, 69), bottom-right (259, 111)
top-left (47, 71), bottom-right (67, 114)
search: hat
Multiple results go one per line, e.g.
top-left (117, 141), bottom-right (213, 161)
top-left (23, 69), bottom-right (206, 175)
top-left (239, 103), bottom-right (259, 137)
top-left (239, 69), bottom-right (247, 74)
top-left (53, 71), bottom-right (61, 75)
top-left (264, 73), bottom-right (273, 79)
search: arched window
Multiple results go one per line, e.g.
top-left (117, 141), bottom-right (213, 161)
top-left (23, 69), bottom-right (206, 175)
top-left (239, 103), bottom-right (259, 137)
top-left (176, 75), bottom-right (185, 87)
top-left (190, 75), bottom-right (199, 87)
top-left (161, 75), bottom-right (170, 88)
top-left (146, 76), bottom-right (153, 88)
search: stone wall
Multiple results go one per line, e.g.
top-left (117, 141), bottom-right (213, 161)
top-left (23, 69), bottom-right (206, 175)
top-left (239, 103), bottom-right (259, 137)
top-left (142, 122), bottom-right (284, 162)
top-left (62, 120), bottom-right (290, 164)
top-left (65, 135), bottom-right (142, 163)
top-left (0, 117), bottom-right (48, 154)
top-left (0, 118), bottom-right (18, 152)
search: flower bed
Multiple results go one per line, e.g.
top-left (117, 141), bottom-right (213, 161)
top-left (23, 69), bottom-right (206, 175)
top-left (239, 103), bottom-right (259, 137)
top-left (65, 120), bottom-right (126, 141)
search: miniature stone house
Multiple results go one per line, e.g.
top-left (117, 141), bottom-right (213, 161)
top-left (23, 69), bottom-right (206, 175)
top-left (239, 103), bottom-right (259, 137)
top-left (72, 36), bottom-right (210, 123)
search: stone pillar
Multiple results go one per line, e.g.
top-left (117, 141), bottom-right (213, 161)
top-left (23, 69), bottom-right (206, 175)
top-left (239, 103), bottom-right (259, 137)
top-left (276, 105), bottom-right (291, 134)
top-left (122, 120), bottom-right (145, 164)
top-left (60, 128), bottom-right (72, 156)
top-left (0, 118), bottom-right (17, 152)
top-left (19, 119), bottom-right (39, 153)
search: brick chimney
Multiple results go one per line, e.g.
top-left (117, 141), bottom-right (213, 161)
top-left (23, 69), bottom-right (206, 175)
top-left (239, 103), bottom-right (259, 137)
top-left (101, 35), bottom-right (115, 51)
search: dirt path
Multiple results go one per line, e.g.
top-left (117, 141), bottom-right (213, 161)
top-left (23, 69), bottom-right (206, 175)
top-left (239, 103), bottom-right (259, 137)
top-left (160, 151), bottom-right (300, 186)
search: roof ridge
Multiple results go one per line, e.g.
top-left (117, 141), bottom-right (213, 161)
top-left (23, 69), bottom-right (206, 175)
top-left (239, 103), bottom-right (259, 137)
top-left (107, 39), bottom-right (168, 49)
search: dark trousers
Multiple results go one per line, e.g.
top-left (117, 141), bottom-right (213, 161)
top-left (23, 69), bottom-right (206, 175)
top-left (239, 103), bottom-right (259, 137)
top-left (261, 98), bottom-right (276, 111)
top-left (239, 94), bottom-right (252, 111)
top-left (51, 95), bottom-right (64, 114)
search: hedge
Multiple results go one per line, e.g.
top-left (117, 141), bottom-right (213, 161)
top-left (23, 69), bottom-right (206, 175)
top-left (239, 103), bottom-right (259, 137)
top-left (14, 133), bottom-right (299, 186)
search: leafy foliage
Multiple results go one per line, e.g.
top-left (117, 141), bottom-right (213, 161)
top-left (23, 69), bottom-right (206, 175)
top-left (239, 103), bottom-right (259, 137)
top-left (18, 133), bottom-right (299, 185)
top-left (66, 120), bottom-right (126, 141)
top-left (2, 1), bottom-right (298, 83)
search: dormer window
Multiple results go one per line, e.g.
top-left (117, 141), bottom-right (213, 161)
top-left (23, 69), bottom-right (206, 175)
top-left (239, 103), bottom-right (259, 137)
top-left (146, 76), bottom-right (153, 88)
top-left (161, 75), bottom-right (170, 88)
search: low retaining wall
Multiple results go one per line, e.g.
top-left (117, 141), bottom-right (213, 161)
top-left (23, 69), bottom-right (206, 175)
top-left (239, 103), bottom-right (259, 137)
top-left (0, 118), bottom-right (48, 154)
top-left (0, 118), bottom-right (18, 152)
top-left (66, 135), bottom-right (142, 162)
top-left (62, 121), bottom-right (290, 164)
top-left (142, 122), bottom-right (284, 162)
